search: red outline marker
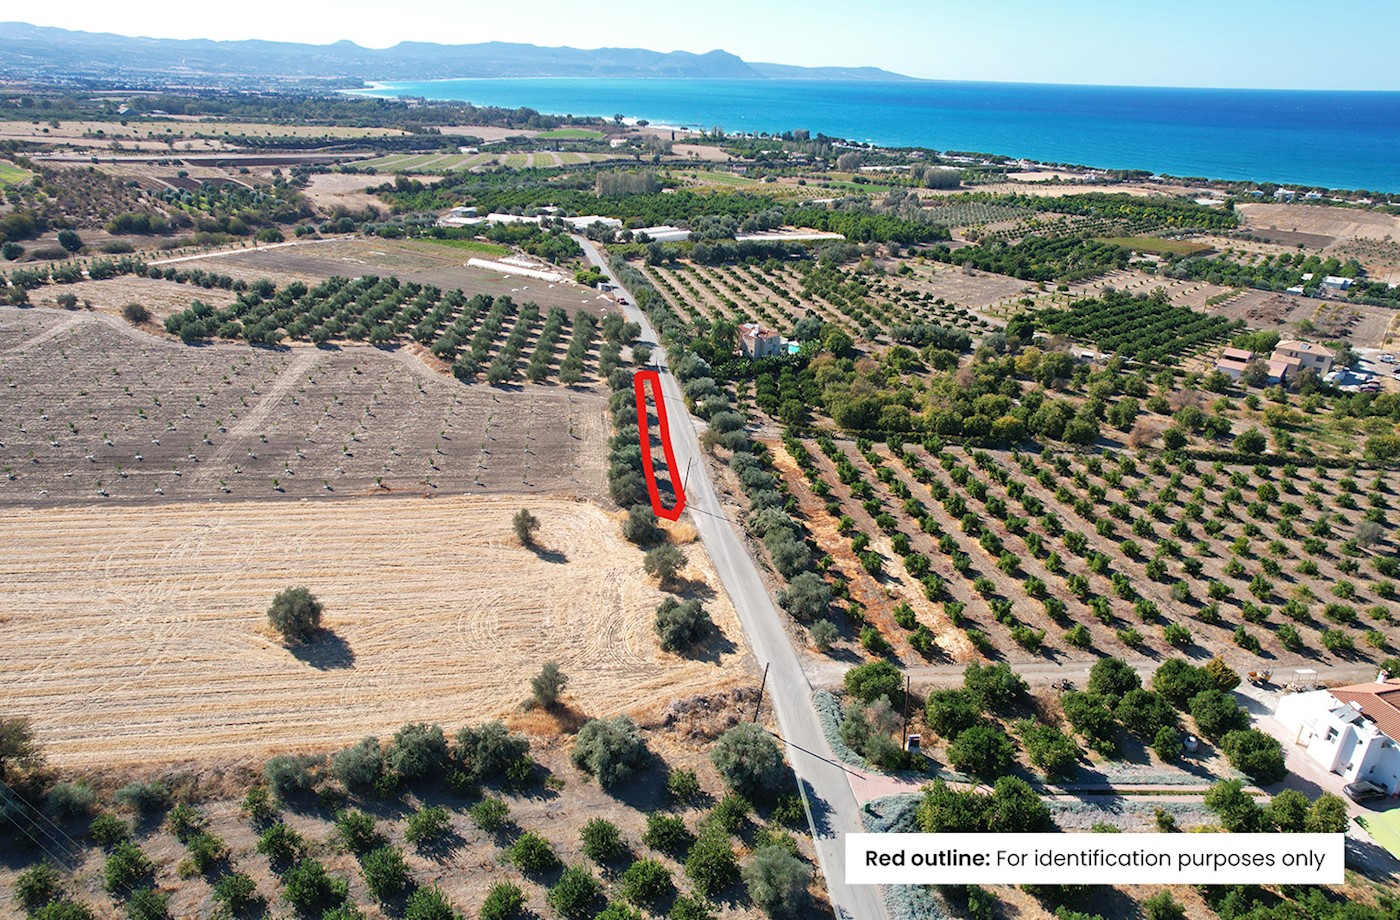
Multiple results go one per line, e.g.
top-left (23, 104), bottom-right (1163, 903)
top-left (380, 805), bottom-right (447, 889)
top-left (634, 369), bottom-right (687, 521)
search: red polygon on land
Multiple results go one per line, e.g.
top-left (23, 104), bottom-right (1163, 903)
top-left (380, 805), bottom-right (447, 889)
top-left (633, 369), bottom-right (687, 521)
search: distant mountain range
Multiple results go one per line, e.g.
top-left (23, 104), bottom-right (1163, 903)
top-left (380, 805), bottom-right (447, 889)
top-left (0, 22), bottom-right (917, 87)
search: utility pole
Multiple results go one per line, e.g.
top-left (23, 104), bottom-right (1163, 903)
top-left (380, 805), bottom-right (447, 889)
top-left (752, 662), bottom-right (770, 722)
top-left (901, 675), bottom-right (911, 747)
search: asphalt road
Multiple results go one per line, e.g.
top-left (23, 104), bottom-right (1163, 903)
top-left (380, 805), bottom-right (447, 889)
top-left (578, 238), bottom-right (886, 920)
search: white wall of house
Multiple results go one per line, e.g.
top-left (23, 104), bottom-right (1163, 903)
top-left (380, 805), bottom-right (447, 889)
top-left (1275, 690), bottom-right (1400, 793)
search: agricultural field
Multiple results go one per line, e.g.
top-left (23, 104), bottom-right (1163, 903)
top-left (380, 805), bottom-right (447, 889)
top-left (22, 275), bottom-right (240, 322)
top-left (535, 128), bottom-right (606, 140)
top-left (0, 691), bottom-right (805, 920)
top-left (0, 158), bottom-right (32, 185)
top-left (1238, 202), bottom-right (1400, 245)
top-left (635, 258), bottom-right (997, 340)
top-left (0, 494), bottom-right (746, 764)
top-left (160, 238), bottom-right (617, 313)
top-left (1033, 291), bottom-right (1237, 363)
top-left (0, 309), bottom-right (609, 504)
top-left (1094, 235), bottom-right (1213, 256)
top-left (355, 150), bottom-right (613, 173)
top-left (768, 434), bottom-right (1397, 672)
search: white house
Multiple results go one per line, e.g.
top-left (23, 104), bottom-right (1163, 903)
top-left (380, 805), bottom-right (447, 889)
top-left (1274, 674), bottom-right (1400, 795)
top-left (1322, 276), bottom-right (1354, 291)
top-left (738, 322), bottom-right (784, 359)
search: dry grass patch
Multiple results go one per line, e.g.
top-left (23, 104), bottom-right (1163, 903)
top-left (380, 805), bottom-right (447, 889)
top-left (0, 495), bottom-right (751, 766)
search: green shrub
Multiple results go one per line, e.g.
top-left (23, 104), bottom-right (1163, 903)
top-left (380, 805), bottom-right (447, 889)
top-left (507, 832), bottom-right (561, 873)
top-left (1221, 730), bottom-right (1287, 784)
top-left (361, 846), bottom-right (412, 901)
top-left (211, 873), bottom-right (258, 914)
top-left (710, 722), bottom-right (785, 798)
top-left (335, 809), bottom-right (382, 854)
top-left (113, 783), bottom-right (169, 815)
top-left (331, 737), bottom-right (384, 790)
top-left (479, 882), bottom-right (525, 920)
top-left (844, 660), bottom-right (903, 703)
top-left (164, 803), bottom-right (206, 842)
top-left (1017, 722), bottom-right (1079, 778)
top-left (963, 662), bottom-right (1026, 710)
top-left (256, 822), bottom-right (306, 867)
top-left (667, 767), bottom-right (702, 802)
top-left (267, 586), bottom-right (323, 642)
top-left (620, 857), bottom-right (673, 905)
top-left (743, 844), bottom-right (810, 917)
top-left (280, 859), bottom-right (347, 915)
top-left (685, 826), bottom-right (739, 898)
top-left (404, 886), bottom-right (456, 920)
top-left (45, 782), bottom-right (95, 819)
top-left (88, 812), bottom-right (131, 848)
top-left (15, 862), bottom-right (61, 913)
top-left (546, 866), bottom-right (602, 920)
top-left (387, 723), bottom-right (450, 783)
top-left (469, 796), bottom-right (510, 832)
top-left (580, 818), bottom-right (625, 863)
top-left (947, 725), bottom-right (1015, 778)
top-left (185, 832), bottom-right (228, 875)
top-left (103, 842), bottom-right (154, 895)
top-left (571, 716), bottom-right (649, 788)
top-left (123, 888), bottom-right (169, 920)
top-left (643, 813), bottom-right (694, 856)
top-left (264, 754), bottom-right (322, 799)
top-left (404, 805), bottom-right (452, 847)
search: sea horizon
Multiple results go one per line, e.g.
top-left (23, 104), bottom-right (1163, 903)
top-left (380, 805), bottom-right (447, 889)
top-left (349, 77), bottom-right (1400, 193)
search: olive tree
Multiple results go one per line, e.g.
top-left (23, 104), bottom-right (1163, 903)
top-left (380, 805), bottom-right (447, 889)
top-left (267, 587), bottom-right (322, 643)
top-left (711, 723), bottom-right (785, 799)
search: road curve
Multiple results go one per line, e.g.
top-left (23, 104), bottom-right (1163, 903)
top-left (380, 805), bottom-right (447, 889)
top-left (578, 238), bottom-right (886, 920)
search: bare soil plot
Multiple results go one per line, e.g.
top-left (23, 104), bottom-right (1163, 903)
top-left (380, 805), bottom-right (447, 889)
top-left (1238, 202), bottom-right (1400, 244)
top-left (301, 171), bottom-right (404, 214)
top-left (0, 311), bottom-right (608, 505)
top-left (902, 261), bottom-right (1036, 310)
top-left (0, 494), bottom-right (749, 766)
top-left (1200, 289), bottom-right (1394, 347)
top-left (25, 277), bottom-right (239, 322)
top-left (168, 239), bottom-right (613, 316)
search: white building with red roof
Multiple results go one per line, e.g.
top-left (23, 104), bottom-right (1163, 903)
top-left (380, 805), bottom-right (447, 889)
top-left (1275, 673), bottom-right (1400, 795)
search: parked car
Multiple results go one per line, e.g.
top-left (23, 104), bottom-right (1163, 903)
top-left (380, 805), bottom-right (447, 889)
top-left (1381, 354), bottom-right (1396, 363)
top-left (1343, 779), bottom-right (1386, 803)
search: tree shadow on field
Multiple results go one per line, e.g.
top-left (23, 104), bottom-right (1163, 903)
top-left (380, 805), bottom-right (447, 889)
top-left (291, 629), bottom-right (355, 670)
top-left (528, 544), bottom-right (568, 564)
top-left (684, 627), bottom-right (738, 666)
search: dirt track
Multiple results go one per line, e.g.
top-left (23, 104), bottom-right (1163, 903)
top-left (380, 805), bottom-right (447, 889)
top-left (0, 495), bottom-right (750, 766)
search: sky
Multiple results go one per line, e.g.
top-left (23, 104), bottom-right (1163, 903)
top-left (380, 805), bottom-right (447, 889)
top-left (13, 0), bottom-right (1400, 91)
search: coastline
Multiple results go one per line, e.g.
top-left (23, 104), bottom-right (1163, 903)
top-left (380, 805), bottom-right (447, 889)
top-left (342, 78), bottom-right (1400, 192)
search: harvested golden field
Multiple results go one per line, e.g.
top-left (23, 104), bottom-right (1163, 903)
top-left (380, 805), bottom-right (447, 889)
top-left (1238, 202), bottom-right (1400, 243)
top-left (0, 495), bottom-right (750, 766)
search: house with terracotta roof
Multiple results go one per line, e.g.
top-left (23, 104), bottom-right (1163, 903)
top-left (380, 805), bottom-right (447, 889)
top-left (1215, 347), bottom-right (1254, 380)
top-left (1275, 673), bottom-right (1400, 795)
top-left (738, 322), bottom-right (784, 359)
top-left (1272, 340), bottom-right (1334, 376)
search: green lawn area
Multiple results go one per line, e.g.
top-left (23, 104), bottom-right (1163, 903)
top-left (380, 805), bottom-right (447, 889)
top-left (1095, 236), bottom-right (1213, 256)
top-left (415, 238), bottom-right (510, 257)
top-left (0, 160), bottom-right (33, 186)
top-left (536, 128), bottom-right (605, 140)
top-left (689, 170), bottom-right (759, 187)
top-left (503, 154), bottom-right (529, 168)
top-left (1358, 809), bottom-right (1400, 860)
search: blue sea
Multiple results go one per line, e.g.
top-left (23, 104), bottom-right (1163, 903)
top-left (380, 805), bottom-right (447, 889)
top-left (350, 78), bottom-right (1400, 192)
